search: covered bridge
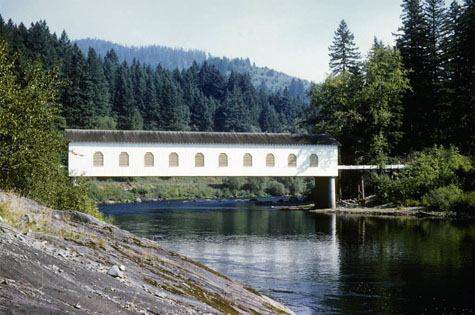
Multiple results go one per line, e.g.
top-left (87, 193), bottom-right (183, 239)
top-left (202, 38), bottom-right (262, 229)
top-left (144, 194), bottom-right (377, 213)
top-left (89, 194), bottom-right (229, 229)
top-left (65, 129), bottom-right (339, 208)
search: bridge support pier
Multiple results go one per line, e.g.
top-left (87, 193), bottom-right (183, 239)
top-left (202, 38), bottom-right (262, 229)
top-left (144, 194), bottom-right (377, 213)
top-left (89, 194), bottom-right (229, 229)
top-left (314, 177), bottom-right (337, 209)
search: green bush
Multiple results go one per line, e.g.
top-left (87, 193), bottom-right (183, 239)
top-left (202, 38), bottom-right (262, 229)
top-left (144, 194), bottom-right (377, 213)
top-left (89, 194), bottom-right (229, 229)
top-left (452, 191), bottom-right (475, 214)
top-left (370, 146), bottom-right (472, 206)
top-left (422, 185), bottom-right (462, 211)
top-left (265, 181), bottom-right (286, 196)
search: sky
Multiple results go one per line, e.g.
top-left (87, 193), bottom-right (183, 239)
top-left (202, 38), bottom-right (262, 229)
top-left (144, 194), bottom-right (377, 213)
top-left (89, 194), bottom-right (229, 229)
top-left (0, 0), bottom-right (404, 82)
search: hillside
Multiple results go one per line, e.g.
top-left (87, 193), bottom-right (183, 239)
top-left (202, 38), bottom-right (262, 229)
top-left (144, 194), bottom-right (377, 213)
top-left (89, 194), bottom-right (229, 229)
top-left (75, 38), bottom-right (310, 97)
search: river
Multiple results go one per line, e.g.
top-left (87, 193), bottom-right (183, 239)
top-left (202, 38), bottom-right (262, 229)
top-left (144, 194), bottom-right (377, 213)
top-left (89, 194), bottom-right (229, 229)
top-left (99, 198), bottom-right (475, 314)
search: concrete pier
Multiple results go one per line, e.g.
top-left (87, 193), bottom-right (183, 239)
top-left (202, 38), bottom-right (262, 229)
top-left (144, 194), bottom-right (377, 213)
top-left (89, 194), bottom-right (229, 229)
top-left (315, 177), bottom-right (336, 209)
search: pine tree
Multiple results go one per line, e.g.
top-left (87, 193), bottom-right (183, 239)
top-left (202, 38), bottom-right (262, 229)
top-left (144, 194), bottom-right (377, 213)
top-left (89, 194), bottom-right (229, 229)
top-left (113, 61), bottom-right (135, 129)
top-left (60, 44), bottom-right (95, 128)
top-left (453, 0), bottom-right (475, 154)
top-left (86, 47), bottom-right (112, 126)
top-left (396, 0), bottom-right (431, 152)
top-left (328, 20), bottom-right (361, 75)
top-left (216, 86), bottom-right (250, 132)
top-left (423, 0), bottom-right (447, 144)
top-left (158, 74), bottom-right (189, 130)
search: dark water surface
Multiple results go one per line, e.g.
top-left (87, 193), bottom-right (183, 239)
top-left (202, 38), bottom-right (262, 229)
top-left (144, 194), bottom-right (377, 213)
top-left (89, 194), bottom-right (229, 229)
top-left (100, 199), bottom-right (475, 314)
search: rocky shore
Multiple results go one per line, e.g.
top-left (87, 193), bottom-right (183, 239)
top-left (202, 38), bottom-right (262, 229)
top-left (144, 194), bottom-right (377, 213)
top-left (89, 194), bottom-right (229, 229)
top-left (0, 192), bottom-right (294, 314)
top-left (273, 200), bottom-right (451, 218)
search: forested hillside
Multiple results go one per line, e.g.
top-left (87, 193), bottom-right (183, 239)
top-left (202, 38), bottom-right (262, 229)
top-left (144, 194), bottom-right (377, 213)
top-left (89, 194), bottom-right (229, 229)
top-left (75, 38), bottom-right (310, 97)
top-left (0, 17), bottom-right (309, 133)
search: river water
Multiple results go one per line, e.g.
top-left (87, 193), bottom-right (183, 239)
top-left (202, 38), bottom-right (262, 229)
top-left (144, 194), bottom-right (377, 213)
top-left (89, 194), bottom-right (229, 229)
top-left (99, 199), bottom-right (475, 314)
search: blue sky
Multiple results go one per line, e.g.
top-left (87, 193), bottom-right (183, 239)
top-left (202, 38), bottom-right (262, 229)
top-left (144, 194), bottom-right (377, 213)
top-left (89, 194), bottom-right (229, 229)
top-left (1, 0), bottom-right (405, 82)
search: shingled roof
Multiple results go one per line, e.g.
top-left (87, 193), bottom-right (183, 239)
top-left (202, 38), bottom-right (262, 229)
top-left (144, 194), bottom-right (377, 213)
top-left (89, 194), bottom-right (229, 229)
top-left (65, 129), bottom-right (339, 146)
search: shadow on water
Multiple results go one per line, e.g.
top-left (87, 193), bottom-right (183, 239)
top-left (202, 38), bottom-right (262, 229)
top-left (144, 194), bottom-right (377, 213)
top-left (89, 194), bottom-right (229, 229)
top-left (100, 199), bottom-right (475, 314)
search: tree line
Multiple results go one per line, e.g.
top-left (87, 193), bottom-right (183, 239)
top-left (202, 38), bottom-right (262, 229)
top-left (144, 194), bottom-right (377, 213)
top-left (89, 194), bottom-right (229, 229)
top-left (0, 16), bottom-right (309, 134)
top-left (307, 0), bottom-right (475, 164)
top-left (76, 38), bottom-right (310, 98)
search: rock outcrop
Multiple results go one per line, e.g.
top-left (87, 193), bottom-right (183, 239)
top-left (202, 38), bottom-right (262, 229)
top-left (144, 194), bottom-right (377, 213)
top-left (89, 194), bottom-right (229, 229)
top-left (0, 192), bottom-right (294, 314)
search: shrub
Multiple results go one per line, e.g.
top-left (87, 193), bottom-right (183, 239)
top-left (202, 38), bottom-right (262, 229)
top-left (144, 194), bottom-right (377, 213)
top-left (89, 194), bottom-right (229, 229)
top-left (422, 185), bottom-right (462, 211)
top-left (265, 181), bottom-right (286, 196)
top-left (452, 191), bottom-right (475, 214)
top-left (370, 146), bottom-right (472, 205)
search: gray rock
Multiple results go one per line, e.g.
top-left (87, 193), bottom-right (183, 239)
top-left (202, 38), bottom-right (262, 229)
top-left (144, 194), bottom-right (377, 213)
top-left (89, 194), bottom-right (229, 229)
top-left (0, 216), bottom-right (3, 223)
top-left (107, 265), bottom-right (124, 278)
top-left (135, 197), bottom-right (142, 203)
top-left (119, 265), bottom-right (126, 271)
top-left (74, 303), bottom-right (81, 309)
top-left (18, 214), bottom-right (33, 227)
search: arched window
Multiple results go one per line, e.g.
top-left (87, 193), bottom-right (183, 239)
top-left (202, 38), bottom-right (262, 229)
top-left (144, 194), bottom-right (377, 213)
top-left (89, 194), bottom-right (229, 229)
top-left (93, 152), bottom-right (103, 167)
top-left (169, 152), bottom-right (179, 167)
top-left (219, 153), bottom-right (228, 167)
top-left (119, 152), bottom-right (129, 167)
top-left (288, 154), bottom-right (297, 167)
top-left (266, 153), bottom-right (275, 167)
top-left (310, 154), bottom-right (318, 167)
top-left (144, 152), bottom-right (154, 167)
top-left (243, 153), bottom-right (252, 167)
top-left (195, 153), bottom-right (204, 167)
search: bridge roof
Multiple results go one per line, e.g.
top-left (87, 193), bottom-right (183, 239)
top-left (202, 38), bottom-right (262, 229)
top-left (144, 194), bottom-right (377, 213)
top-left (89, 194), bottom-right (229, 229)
top-left (65, 129), bottom-right (339, 146)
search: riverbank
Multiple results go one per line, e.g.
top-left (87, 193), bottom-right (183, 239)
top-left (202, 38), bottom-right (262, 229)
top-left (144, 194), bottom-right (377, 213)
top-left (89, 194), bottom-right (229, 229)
top-left (273, 202), bottom-right (455, 218)
top-left (0, 192), bottom-right (294, 314)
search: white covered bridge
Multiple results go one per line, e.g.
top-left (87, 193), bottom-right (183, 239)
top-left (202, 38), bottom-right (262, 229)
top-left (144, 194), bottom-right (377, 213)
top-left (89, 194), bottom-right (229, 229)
top-left (65, 129), bottom-right (340, 208)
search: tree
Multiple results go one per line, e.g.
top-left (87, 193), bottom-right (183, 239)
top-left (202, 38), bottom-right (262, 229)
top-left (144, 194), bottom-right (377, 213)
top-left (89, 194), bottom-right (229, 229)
top-left (215, 86), bottom-right (250, 132)
top-left (86, 47), bottom-right (112, 127)
top-left (60, 44), bottom-right (95, 128)
top-left (306, 71), bottom-right (363, 164)
top-left (307, 41), bottom-right (409, 164)
top-left (453, 0), bottom-right (475, 154)
top-left (359, 41), bottom-right (410, 164)
top-left (328, 20), bottom-right (361, 75)
top-left (396, 0), bottom-right (431, 152)
top-left (113, 61), bottom-right (135, 129)
top-left (0, 40), bottom-right (100, 218)
top-left (423, 0), bottom-right (447, 144)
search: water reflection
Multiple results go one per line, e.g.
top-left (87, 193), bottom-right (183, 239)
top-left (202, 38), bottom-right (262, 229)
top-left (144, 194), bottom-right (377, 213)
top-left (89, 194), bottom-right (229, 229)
top-left (100, 200), bottom-right (475, 314)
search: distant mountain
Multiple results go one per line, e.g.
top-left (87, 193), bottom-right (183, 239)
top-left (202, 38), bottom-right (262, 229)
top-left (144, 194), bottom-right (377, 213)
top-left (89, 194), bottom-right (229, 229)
top-left (75, 38), bottom-right (310, 98)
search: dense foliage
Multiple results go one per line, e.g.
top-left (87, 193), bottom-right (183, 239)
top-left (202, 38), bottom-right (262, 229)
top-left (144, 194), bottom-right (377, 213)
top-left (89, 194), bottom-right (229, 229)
top-left (395, 0), bottom-right (475, 155)
top-left (307, 41), bottom-right (410, 164)
top-left (370, 146), bottom-right (474, 212)
top-left (0, 40), bottom-right (102, 219)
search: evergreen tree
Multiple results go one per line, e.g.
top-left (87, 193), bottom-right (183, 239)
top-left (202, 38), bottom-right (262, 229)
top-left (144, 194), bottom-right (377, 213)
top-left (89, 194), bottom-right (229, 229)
top-left (259, 102), bottom-right (281, 133)
top-left (60, 44), bottom-right (95, 128)
top-left (423, 0), bottom-right (447, 144)
top-left (396, 0), bottom-right (432, 152)
top-left (216, 86), bottom-right (250, 132)
top-left (158, 74), bottom-right (189, 130)
top-left (199, 61), bottom-right (225, 101)
top-left (328, 20), bottom-right (361, 75)
top-left (142, 66), bottom-right (159, 130)
top-left (453, 0), bottom-right (475, 154)
top-left (113, 61), bottom-right (135, 129)
top-left (86, 47), bottom-right (112, 127)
